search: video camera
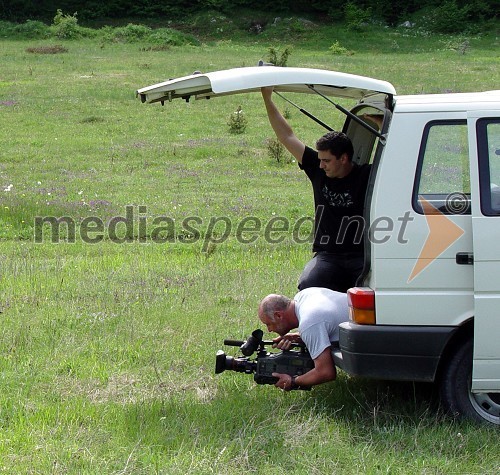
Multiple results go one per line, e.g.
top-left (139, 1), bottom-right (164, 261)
top-left (215, 329), bottom-right (314, 390)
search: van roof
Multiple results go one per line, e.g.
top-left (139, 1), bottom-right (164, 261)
top-left (395, 90), bottom-right (500, 112)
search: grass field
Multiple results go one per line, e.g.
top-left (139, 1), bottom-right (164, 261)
top-left (1, 17), bottom-right (499, 474)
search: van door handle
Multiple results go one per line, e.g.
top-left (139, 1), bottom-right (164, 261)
top-left (456, 252), bottom-right (474, 265)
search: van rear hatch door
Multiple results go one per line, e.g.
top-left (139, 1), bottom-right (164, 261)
top-left (136, 66), bottom-right (396, 104)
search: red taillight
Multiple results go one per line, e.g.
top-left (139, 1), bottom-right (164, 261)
top-left (347, 287), bottom-right (376, 324)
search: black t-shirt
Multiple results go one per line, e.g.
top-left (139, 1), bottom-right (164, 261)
top-left (299, 146), bottom-right (371, 253)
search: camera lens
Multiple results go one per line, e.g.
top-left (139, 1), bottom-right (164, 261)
top-left (215, 350), bottom-right (257, 375)
top-left (215, 350), bottom-right (228, 374)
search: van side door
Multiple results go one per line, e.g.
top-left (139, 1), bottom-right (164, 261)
top-left (469, 113), bottom-right (500, 393)
top-left (371, 114), bottom-right (473, 327)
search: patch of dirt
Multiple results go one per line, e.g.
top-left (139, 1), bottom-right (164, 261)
top-left (26, 45), bottom-right (68, 54)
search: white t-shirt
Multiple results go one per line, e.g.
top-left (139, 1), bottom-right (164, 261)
top-left (294, 287), bottom-right (349, 359)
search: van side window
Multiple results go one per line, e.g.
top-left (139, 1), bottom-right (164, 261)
top-left (413, 120), bottom-right (470, 215)
top-left (478, 118), bottom-right (500, 216)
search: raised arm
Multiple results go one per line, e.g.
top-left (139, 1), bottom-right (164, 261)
top-left (261, 87), bottom-right (306, 164)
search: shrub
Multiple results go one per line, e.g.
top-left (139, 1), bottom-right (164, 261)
top-left (51, 9), bottom-right (80, 39)
top-left (110, 23), bottom-right (152, 42)
top-left (329, 40), bottom-right (353, 55)
top-left (266, 137), bottom-right (291, 164)
top-left (344, 2), bottom-right (372, 31)
top-left (424, 1), bottom-right (472, 33)
top-left (100, 24), bottom-right (199, 46)
top-left (441, 36), bottom-right (471, 54)
top-left (0, 20), bottom-right (49, 38)
top-left (16, 20), bottom-right (49, 38)
top-left (148, 28), bottom-right (200, 46)
top-left (227, 106), bottom-right (248, 134)
top-left (267, 46), bottom-right (291, 66)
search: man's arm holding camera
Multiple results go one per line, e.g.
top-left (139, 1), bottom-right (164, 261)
top-left (272, 346), bottom-right (337, 391)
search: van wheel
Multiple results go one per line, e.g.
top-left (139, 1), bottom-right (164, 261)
top-left (440, 338), bottom-right (500, 425)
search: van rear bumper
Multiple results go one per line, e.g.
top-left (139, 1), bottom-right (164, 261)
top-left (333, 322), bottom-right (458, 382)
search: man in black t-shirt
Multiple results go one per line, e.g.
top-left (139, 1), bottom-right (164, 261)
top-left (262, 87), bottom-right (370, 292)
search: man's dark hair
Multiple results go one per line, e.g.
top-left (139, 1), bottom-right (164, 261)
top-left (316, 131), bottom-right (354, 161)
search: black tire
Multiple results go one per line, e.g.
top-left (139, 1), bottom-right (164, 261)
top-left (440, 338), bottom-right (500, 425)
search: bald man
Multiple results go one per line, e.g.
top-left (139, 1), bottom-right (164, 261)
top-left (258, 287), bottom-right (348, 391)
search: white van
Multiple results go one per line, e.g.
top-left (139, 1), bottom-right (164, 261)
top-left (137, 66), bottom-right (500, 425)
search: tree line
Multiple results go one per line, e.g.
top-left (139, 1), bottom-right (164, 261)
top-left (0, 0), bottom-right (496, 26)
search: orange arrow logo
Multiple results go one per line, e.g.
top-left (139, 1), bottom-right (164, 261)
top-left (408, 196), bottom-right (465, 283)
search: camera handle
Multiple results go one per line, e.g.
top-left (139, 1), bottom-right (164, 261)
top-left (223, 339), bottom-right (307, 353)
top-left (223, 339), bottom-right (305, 349)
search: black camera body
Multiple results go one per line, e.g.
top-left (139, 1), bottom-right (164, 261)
top-left (215, 329), bottom-right (314, 390)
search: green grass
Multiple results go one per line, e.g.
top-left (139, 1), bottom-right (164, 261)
top-left (0, 18), bottom-right (499, 474)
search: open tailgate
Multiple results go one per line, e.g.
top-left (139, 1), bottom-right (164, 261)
top-left (136, 66), bottom-right (396, 104)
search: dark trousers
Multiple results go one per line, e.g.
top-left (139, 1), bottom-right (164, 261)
top-left (298, 251), bottom-right (364, 293)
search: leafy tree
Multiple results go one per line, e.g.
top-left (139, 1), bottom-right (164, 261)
top-left (0, 0), bottom-right (497, 25)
